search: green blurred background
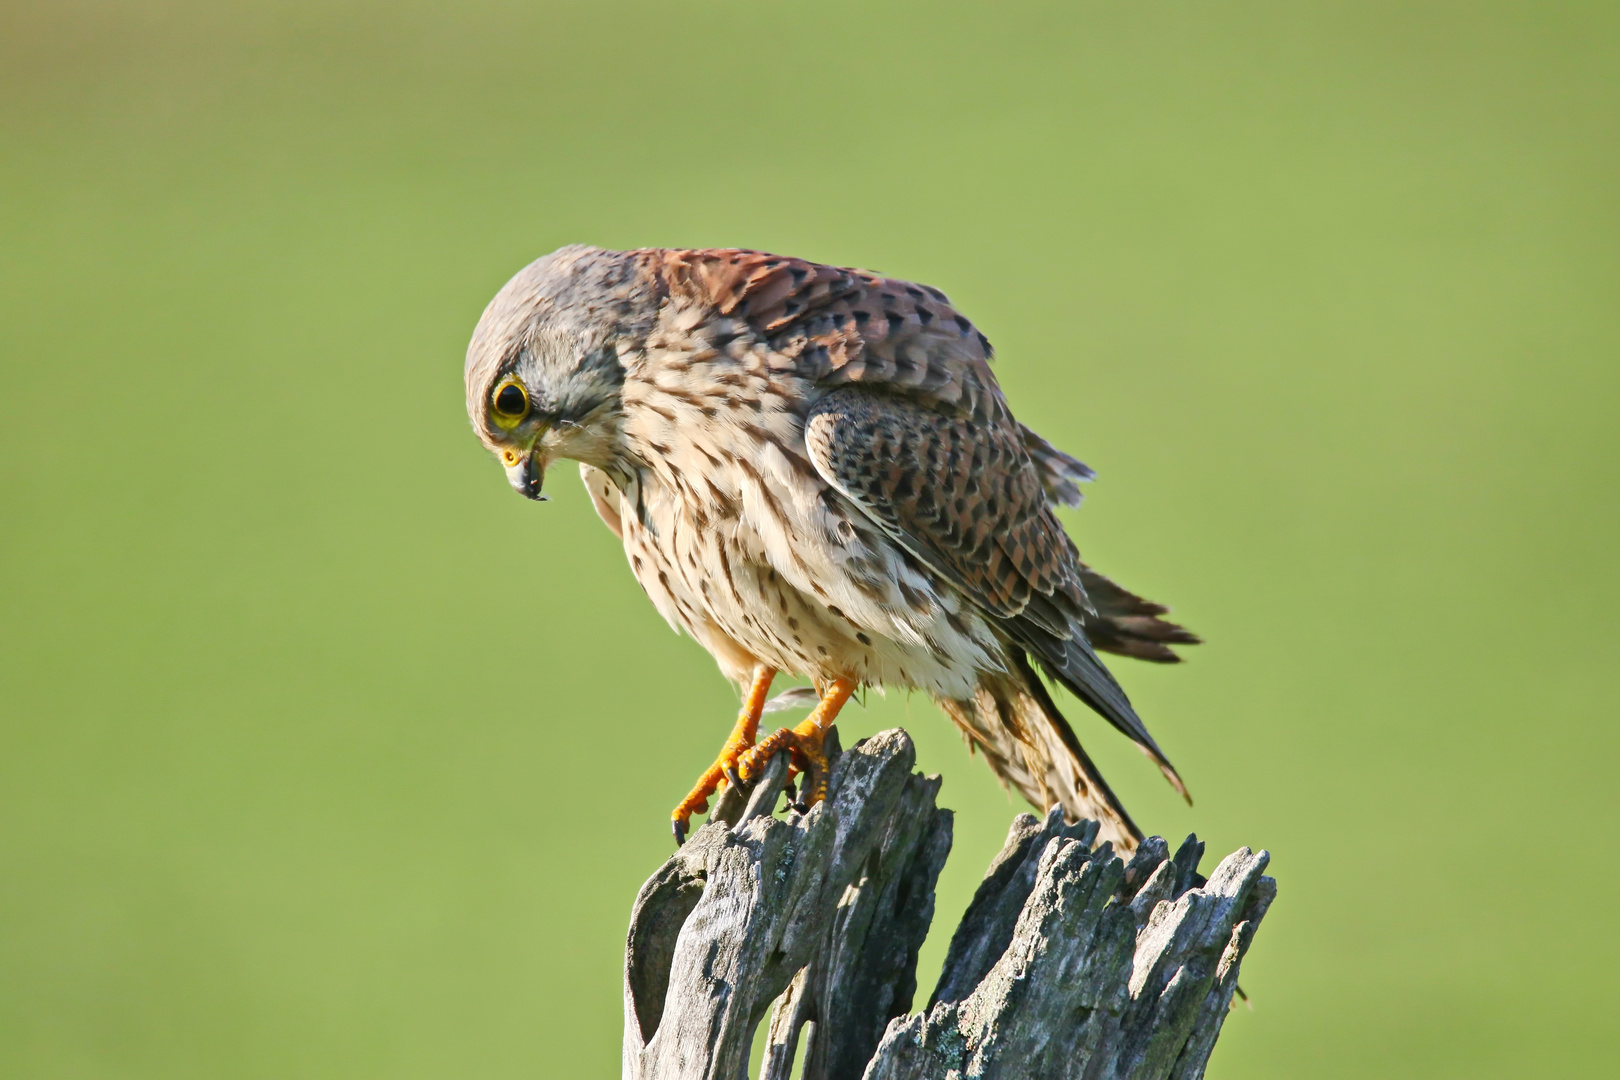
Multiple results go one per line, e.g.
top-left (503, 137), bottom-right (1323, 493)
top-left (2, 1), bottom-right (1616, 1076)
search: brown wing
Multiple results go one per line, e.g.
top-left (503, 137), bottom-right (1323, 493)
top-left (802, 385), bottom-right (1085, 632)
top-left (653, 248), bottom-right (1072, 619)
top-left (804, 384), bottom-right (1184, 793)
top-left (654, 247), bottom-right (1003, 421)
top-left (654, 248), bottom-right (1187, 796)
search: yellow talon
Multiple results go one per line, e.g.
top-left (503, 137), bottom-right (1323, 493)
top-left (671, 666), bottom-right (777, 843)
top-left (735, 677), bottom-right (857, 809)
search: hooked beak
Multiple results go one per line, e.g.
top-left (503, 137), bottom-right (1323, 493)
top-left (502, 444), bottom-right (547, 501)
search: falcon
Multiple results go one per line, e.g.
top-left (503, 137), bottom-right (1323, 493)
top-left (464, 246), bottom-right (1198, 851)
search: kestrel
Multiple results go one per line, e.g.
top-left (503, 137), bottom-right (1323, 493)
top-left (464, 246), bottom-right (1197, 852)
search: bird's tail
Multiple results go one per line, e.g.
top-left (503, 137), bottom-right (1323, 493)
top-left (1077, 565), bottom-right (1201, 664)
top-left (935, 661), bottom-right (1144, 854)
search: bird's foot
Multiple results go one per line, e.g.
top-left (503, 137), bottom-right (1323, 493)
top-left (735, 677), bottom-right (857, 813)
top-left (736, 722), bottom-right (831, 808)
top-left (671, 666), bottom-right (776, 845)
top-left (671, 734), bottom-right (754, 845)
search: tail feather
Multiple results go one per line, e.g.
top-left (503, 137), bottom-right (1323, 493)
top-left (977, 426), bottom-right (1198, 833)
top-left (937, 660), bottom-right (1144, 854)
top-left (1008, 615), bottom-right (1191, 804)
top-left (1077, 564), bottom-right (1201, 664)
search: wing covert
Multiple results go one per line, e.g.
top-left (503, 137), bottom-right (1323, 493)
top-left (652, 247), bottom-right (1004, 422)
top-left (804, 386), bottom-right (1086, 631)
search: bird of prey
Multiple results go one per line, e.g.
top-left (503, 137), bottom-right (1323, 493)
top-left (464, 246), bottom-right (1197, 851)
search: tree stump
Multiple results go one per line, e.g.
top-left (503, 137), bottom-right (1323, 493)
top-left (622, 729), bottom-right (1274, 1080)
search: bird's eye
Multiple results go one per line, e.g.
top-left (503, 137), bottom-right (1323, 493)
top-left (491, 381), bottom-right (529, 424)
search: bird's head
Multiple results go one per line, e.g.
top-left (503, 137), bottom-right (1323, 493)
top-left (464, 245), bottom-right (654, 500)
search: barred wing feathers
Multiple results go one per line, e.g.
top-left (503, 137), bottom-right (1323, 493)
top-left (653, 247), bottom-right (1191, 807)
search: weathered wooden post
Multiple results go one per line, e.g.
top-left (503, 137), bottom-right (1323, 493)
top-left (622, 729), bottom-right (1274, 1080)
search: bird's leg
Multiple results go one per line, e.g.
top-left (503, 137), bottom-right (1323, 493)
top-left (736, 677), bottom-right (857, 810)
top-left (670, 665), bottom-right (777, 845)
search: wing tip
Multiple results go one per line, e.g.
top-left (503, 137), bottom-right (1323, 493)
top-left (1146, 753), bottom-right (1194, 805)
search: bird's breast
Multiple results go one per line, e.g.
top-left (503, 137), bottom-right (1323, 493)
top-left (601, 427), bottom-right (1000, 698)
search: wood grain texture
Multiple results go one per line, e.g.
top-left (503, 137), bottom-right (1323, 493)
top-left (621, 728), bottom-right (1273, 1080)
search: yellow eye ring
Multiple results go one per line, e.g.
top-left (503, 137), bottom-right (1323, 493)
top-left (490, 379), bottom-right (529, 427)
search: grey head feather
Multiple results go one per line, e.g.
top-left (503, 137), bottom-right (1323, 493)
top-left (464, 245), bottom-right (659, 436)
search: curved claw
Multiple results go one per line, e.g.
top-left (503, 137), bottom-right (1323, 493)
top-left (734, 678), bottom-right (855, 811)
top-left (668, 666), bottom-right (778, 845)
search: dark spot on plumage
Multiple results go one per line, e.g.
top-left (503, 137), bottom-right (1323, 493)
top-left (740, 422), bottom-right (775, 447)
top-left (817, 645), bottom-right (828, 656)
top-left (856, 632), bottom-right (872, 646)
top-left (827, 605), bottom-right (845, 620)
top-left (954, 314), bottom-right (972, 333)
top-left (853, 310), bottom-right (870, 324)
top-left (977, 331), bottom-right (993, 354)
top-left (916, 307), bottom-right (933, 325)
top-left (852, 575), bottom-right (884, 600)
top-left (905, 285), bottom-right (925, 299)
